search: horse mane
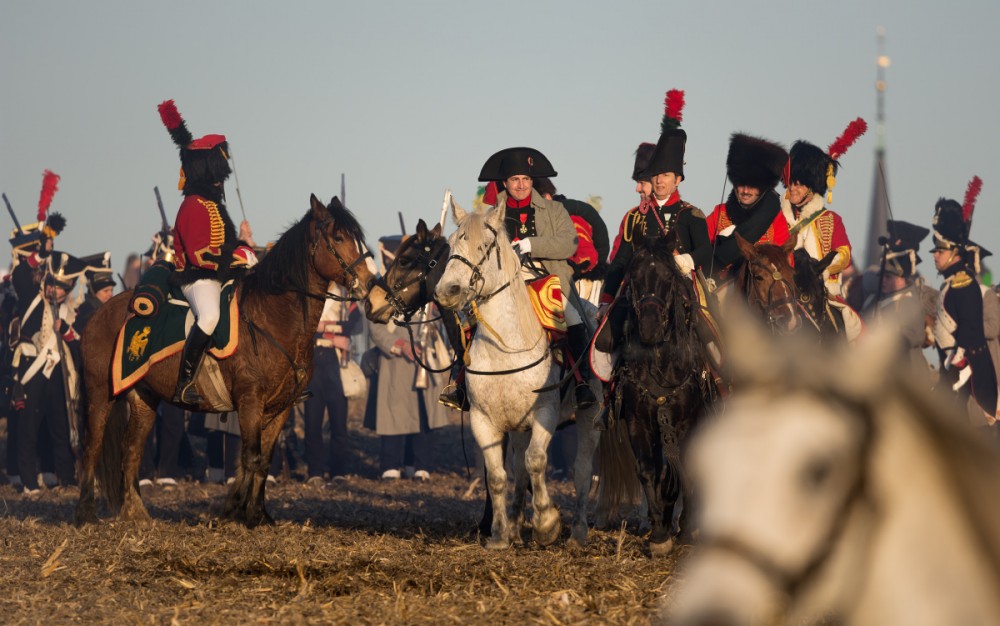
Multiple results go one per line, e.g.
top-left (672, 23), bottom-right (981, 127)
top-left (241, 200), bottom-right (365, 297)
top-left (630, 235), bottom-right (703, 366)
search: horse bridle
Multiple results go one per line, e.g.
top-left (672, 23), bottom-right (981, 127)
top-left (742, 255), bottom-right (798, 330)
top-left (375, 235), bottom-right (450, 321)
top-left (310, 215), bottom-right (374, 302)
top-left (699, 392), bottom-right (875, 606)
top-left (446, 223), bottom-right (521, 304)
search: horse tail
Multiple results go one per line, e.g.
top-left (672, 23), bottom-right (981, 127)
top-left (96, 397), bottom-right (129, 514)
top-left (596, 417), bottom-right (642, 520)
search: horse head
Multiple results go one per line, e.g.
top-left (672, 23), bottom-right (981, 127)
top-left (365, 218), bottom-right (449, 323)
top-left (435, 199), bottom-right (517, 311)
top-left (792, 247), bottom-right (837, 330)
top-left (735, 234), bottom-right (799, 332)
top-left (628, 232), bottom-right (689, 346)
top-left (307, 194), bottom-right (378, 299)
top-left (670, 321), bottom-right (1000, 625)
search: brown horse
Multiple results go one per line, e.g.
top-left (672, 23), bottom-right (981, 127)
top-left (74, 194), bottom-right (376, 527)
top-left (733, 235), bottom-right (799, 333)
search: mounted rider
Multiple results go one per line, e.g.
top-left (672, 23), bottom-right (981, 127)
top-left (157, 100), bottom-right (258, 405)
top-left (479, 147), bottom-right (597, 410)
top-left (781, 120), bottom-right (867, 341)
top-left (865, 219), bottom-right (932, 373)
top-left (930, 176), bottom-right (998, 424)
top-left (705, 133), bottom-right (790, 281)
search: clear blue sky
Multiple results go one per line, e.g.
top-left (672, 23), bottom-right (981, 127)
top-left (2, 0), bottom-right (998, 283)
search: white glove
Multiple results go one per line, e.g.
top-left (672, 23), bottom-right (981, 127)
top-left (953, 365), bottom-right (972, 391)
top-left (513, 238), bottom-right (532, 255)
top-left (674, 253), bottom-right (695, 275)
top-left (718, 225), bottom-right (736, 237)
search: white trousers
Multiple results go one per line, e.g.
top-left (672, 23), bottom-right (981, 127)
top-left (182, 279), bottom-right (222, 335)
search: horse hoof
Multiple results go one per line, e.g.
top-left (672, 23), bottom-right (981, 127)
top-left (532, 508), bottom-right (562, 547)
top-left (649, 538), bottom-right (675, 557)
top-left (485, 536), bottom-right (511, 550)
top-left (74, 507), bottom-right (99, 527)
top-left (568, 523), bottom-right (589, 548)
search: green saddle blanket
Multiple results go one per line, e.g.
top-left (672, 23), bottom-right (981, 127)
top-left (112, 280), bottom-right (239, 395)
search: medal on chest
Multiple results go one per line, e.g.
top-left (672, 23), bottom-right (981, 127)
top-left (519, 213), bottom-right (528, 235)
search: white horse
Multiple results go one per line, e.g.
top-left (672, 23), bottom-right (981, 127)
top-left (434, 200), bottom-right (605, 548)
top-left (667, 320), bottom-right (1000, 625)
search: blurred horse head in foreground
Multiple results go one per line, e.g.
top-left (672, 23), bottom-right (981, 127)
top-left (667, 313), bottom-right (1000, 626)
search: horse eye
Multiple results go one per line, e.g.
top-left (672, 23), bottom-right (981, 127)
top-left (801, 457), bottom-right (834, 491)
top-left (399, 258), bottom-right (412, 268)
top-left (752, 274), bottom-right (763, 282)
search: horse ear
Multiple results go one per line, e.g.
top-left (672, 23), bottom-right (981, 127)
top-left (451, 196), bottom-right (467, 224)
top-left (817, 250), bottom-right (839, 274)
top-left (310, 194), bottom-right (326, 219)
top-left (430, 221), bottom-right (443, 239)
top-left (486, 205), bottom-right (505, 231)
top-left (735, 232), bottom-right (755, 259)
top-left (781, 237), bottom-right (796, 256)
top-left (415, 219), bottom-right (428, 239)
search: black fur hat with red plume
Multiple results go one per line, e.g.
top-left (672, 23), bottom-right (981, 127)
top-left (787, 118), bottom-right (867, 202)
top-left (158, 100), bottom-right (231, 196)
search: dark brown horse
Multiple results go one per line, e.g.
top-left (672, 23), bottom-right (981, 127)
top-left (733, 235), bottom-right (799, 332)
top-left (608, 233), bottom-right (715, 555)
top-left (791, 247), bottom-right (847, 342)
top-left (74, 194), bottom-right (376, 527)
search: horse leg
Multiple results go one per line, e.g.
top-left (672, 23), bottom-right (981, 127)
top-left (222, 402), bottom-right (269, 527)
top-left (526, 412), bottom-right (561, 547)
top-left (570, 399), bottom-right (601, 547)
top-left (251, 409), bottom-right (292, 526)
top-left (74, 384), bottom-right (115, 526)
top-left (509, 431), bottom-right (531, 544)
top-left (118, 391), bottom-right (159, 522)
top-left (471, 415), bottom-right (511, 549)
top-left (626, 410), bottom-right (673, 555)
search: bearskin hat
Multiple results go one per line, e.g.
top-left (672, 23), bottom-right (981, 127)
top-left (632, 142), bottom-right (656, 182)
top-left (788, 140), bottom-right (835, 196)
top-left (158, 100), bottom-right (231, 193)
top-left (932, 176), bottom-right (984, 255)
top-left (726, 133), bottom-right (788, 191)
top-left (478, 147), bottom-right (557, 182)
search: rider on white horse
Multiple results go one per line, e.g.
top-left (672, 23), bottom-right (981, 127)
top-left (158, 100), bottom-right (258, 405)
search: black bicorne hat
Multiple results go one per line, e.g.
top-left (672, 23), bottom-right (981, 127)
top-left (80, 251), bottom-right (116, 293)
top-left (727, 133), bottom-right (788, 191)
top-left (883, 219), bottom-right (928, 278)
top-left (478, 147), bottom-right (557, 182)
top-left (632, 142), bottom-right (656, 182)
top-left (44, 251), bottom-right (87, 290)
top-left (643, 129), bottom-right (686, 180)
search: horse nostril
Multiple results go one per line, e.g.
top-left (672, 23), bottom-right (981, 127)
top-left (445, 284), bottom-right (461, 298)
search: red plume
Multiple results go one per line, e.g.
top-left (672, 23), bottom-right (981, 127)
top-left (827, 117), bottom-right (867, 160)
top-left (158, 99), bottom-right (193, 148)
top-left (962, 175), bottom-right (983, 224)
top-left (661, 89), bottom-right (685, 132)
top-left (37, 169), bottom-right (60, 222)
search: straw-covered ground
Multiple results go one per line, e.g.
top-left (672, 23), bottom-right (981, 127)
top-left (0, 410), bottom-right (681, 625)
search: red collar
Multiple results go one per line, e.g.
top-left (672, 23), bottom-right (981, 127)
top-left (506, 195), bottom-right (532, 209)
top-left (655, 191), bottom-right (681, 207)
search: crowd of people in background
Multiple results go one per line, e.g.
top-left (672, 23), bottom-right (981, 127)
top-left (2, 90), bottom-right (999, 497)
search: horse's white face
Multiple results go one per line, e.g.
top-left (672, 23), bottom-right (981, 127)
top-left (434, 204), bottom-right (510, 310)
top-left (669, 391), bottom-right (868, 625)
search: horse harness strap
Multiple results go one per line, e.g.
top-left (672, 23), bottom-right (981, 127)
top-left (465, 345), bottom-right (550, 377)
top-left (241, 312), bottom-right (308, 392)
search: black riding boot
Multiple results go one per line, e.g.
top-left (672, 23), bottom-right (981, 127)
top-left (567, 324), bottom-right (597, 411)
top-left (173, 325), bottom-right (212, 405)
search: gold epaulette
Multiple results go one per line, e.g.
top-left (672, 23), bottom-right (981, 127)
top-left (949, 271), bottom-right (973, 289)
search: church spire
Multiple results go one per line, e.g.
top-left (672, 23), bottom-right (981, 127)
top-left (864, 27), bottom-right (892, 268)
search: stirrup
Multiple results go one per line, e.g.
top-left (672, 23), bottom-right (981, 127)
top-left (438, 383), bottom-right (469, 412)
top-left (174, 380), bottom-right (204, 405)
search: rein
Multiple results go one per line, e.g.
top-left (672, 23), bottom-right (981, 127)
top-left (241, 312), bottom-right (309, 412)
top-left (311, 215), bottom-right (373, 301)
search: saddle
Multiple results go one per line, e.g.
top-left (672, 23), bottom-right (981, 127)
top-left (112, 262), bottom-right (239, 408)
